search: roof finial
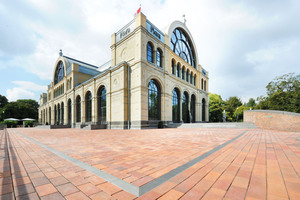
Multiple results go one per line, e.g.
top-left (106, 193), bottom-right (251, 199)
top-left (59, 49), bottom-right (63, 56)
top-left (182, 14), bottom-right (186, 25)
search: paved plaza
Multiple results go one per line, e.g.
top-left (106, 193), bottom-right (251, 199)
top-left (0, 127), bottom-right (299, 199)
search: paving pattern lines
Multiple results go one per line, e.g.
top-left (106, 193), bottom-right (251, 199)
top-left (15, 128), bottom-right (244, 187)
top-left (137, 131), bottom-right (256, 199)
top-left (269, 132), bottom-right (300, 199)
top-left (0, 129), bottom-right (41, 199)
top-left (6, 129), bottom-right (114, 199)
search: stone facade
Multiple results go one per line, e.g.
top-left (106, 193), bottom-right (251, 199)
top-left (39, 13), bottom-right (209, 129)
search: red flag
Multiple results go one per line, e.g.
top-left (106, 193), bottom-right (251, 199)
top-left (137, 7), bottom-right (141, 14)
top-left (135, 6), bottom-right (141, 16)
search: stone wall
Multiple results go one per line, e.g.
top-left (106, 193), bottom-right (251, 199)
top-left (244, 110), bottom-right (300, 132)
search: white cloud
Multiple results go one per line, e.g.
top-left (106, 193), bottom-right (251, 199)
top-left (7, 88), bottom-right (35, 102)
top-left (6, 81), bottom-right (47, 102)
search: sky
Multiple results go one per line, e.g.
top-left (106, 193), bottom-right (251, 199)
top-left (0, 0), bottom-right (299, 103)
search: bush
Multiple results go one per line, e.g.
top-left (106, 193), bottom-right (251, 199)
top-left (24, 120), bottom-right (34, 127)
top-left (4, 120), bottom-right (18, 128)
top-left (158, 121), bottom-right (164, 128)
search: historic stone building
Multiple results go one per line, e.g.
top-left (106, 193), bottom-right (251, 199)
top-left (39, 12), bottom-right (209, 129)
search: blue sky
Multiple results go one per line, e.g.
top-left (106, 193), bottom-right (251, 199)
top-left (0, 0), bottom-right (299, 103)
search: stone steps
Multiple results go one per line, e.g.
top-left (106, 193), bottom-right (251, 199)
top-left (175, 122), bottom-right (257, 129)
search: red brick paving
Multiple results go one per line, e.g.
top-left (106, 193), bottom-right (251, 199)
top-left (0, 128), bottom-right (299, 199)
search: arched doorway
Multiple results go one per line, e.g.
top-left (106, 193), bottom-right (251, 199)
top-left (67, 99), bottom-right (71, 125)
top-left (202, 98), bottom-right (206, 121)
top-left (182, 91), bottom-right (189, 123)
top-left (61, 102), bottom-right (64, 125)
top-left (97, 86), bottom-right (106, 124)
top-left (148, 79), bottom-right (161, 120)
top-left (172, 88), bottom-right (180, 123)
top-left (191, 94), bottom-right (196, 123)
top-left (85, 91), bottom-right (92, 122)
top-left (76, 96), bottom-right (81, 122)
top-left (57, 103), bottom-right (60, 124)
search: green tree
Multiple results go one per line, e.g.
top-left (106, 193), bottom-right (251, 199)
top-left (255, 73), bottom-right (300, 113)
top-left (1, 99), bottom-right (39, 120)
top-left (0, 94), bottom-right (8, 108)
top-left (224, 96), bottom-right (242, 122)
top-left (245, 98), bottom-right (256, 108)
top-left (209, 93), bottom-right (225, 122)
top-left (234, 105), bottom-right (251, 122)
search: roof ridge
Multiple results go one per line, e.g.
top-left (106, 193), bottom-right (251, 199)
top-left (63, 56), bottom-right (98, 68)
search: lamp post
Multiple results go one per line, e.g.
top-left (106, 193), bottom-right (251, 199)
top-left (236, 107), bottom-right (239, 122)
top-left (2, 110), bottom-right (4, 121)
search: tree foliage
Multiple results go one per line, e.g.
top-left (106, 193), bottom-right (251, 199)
top-left (0, 96), bottom-right (39, 121)
top-left (0, 94), bottom-right (8, 108)
top-left (209, 93), bottom-right (224, 122)
top-left (255, 73), bottom-right (300, 113)
top-left (224, 96), bottom-right (242, 122)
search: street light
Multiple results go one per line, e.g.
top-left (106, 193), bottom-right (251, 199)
top-left (236, 107), bottom-right (239, 121)
top-left (2, 110), bottom-right (4, 121)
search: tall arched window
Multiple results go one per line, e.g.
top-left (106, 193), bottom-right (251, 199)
top-left (54, 105), bottom-right (57, 124)
top-left (170, 28), bottom-right (196, 67)
top-left (193, 75), bottom-right (196, 86)
top-left (61, 102), bottom-right (64, 125)
top-left (172, 60), bottom-right (175, 75)
top-left (186, 69), bottom-right (189, 83)
top-left (191, 95), bottom-right (196, 123)
top-left (49, 107), bottom-right (51, 125)
top-left (54, 61), bottom-right (65, 85)
top-left (201, 78), bottom-right (204, 90)
top-left (182, 92), bottom-right (189, 123)
top-left (202, 98), bottom-right (206, 121)
top-left (57, 103), bottom-right (61, 124)
top-left (176, 63), bottom-right (180, 78)
top-left (97, 86), bottom-right (106, 124)
top-left (181, 67), bottom-right (185, 80)
top-left (68, 99), bottom-right (72, 125)
top-left (148, 79), bottom-right (161, 120)
top-left (157, 48), bottom-right (162, 67)
top-left (190, 73), bottom-right (193, 84)
top-left (85, 91), bottom-right (92, 122)
top-left (147, 42), bottom-right (154, 63)
top-left (172, 88), bottom-right (180, 123)
top-left (204, 80), bottom-right (207, 91)
top-left (76, 96), bottom-right (81, 122)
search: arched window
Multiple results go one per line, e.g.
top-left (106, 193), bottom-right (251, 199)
top-left (176, 63), bottom-right (180, 78)
top-left (76, 96), bottom-right (81, 122)
top-left (193, 75), bottom-right (196, 86)
top-left (201, 78), bottom-right (204, 90)
top-left (54, 61), bottom-right (65, 85)
top-left (61, 102), bottom-right (64, 125)
top-left (57, 103), bottom-right (60, 124)
top-left (156, 48), bottom-right (162, 67)
top-left (97, 86), bottom-right (106, 124)
top-left (190, 73), bottom-right (193, 84)
top-left (49, 107), bottom-right (51, 125)
top-left (170, 28), bottom-right (196, 67)
top-left (148, 79), bottom-right (161, 120)
top-left (186, 69), bottom-right (189, 83)
top-left (68, 99), bottom-right (72, 125)
top-left (85, 91), bottom-right (92, 122)
top-left (54, 105), bottom-right (57, 124)
top-left (172, 88), bottom-right (180, 123)
top-left (172, 60), bottom-right (175, 75)
top-left (182, 92), bottom-right (189, 123)
top-left (181, 67), bottom-right (185, 80)
top-left (204, 80), bottom-right (207, 91)
top-left (147, 42), bottom-right (154, 63)
top-left (191, 95), bottom-right (196, 123)
top-left (202, 98), bottom-right (206, 121)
